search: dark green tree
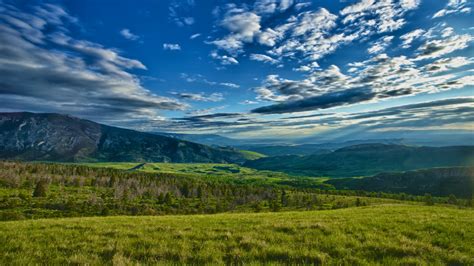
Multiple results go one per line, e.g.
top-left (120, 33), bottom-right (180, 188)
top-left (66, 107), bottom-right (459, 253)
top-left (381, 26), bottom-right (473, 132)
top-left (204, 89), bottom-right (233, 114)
top-left (448, 194), bottom-right (458, 205)
top-left (423, 193), bottom-right (434, 206)
top-left (32, 179), bottom-right (48, 197)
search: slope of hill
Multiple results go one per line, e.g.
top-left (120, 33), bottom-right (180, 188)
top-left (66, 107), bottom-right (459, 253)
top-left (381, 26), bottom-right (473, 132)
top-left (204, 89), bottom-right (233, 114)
top-left (1, 205), bottom-right (472, 265)
top-left (326, 167), bottom-right (474, 198)
top-left (0, 112), bottom-right (247, 163)
top-left (244, 144), bottom-right (474, 177)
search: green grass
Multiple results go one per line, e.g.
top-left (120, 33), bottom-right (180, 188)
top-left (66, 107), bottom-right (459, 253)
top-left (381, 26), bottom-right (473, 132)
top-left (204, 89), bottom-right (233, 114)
top-left (77, 162), bottom-right (329, 187)
top-left (1, 205), bottom-right (473, 265)
top-left (238, 149), bottom-right (267, 160)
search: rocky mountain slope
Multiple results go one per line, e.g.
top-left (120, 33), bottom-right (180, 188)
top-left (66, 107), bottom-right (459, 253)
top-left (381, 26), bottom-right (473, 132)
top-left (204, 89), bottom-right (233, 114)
top-left (0, 112), bottom-right (248, 163)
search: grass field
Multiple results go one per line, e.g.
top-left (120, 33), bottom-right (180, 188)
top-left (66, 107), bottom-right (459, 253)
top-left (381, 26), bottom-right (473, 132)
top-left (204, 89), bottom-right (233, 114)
top-left (1, 205), bottom-right (473, 264)
top-left (77, 162), bottom-right (330, 187)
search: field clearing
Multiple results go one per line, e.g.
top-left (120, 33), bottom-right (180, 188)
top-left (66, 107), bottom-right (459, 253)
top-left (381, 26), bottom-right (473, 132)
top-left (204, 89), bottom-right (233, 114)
top-left (77, 162), bottom-right (330, 186)
top-left (1, 205), bottom-right (473, 265)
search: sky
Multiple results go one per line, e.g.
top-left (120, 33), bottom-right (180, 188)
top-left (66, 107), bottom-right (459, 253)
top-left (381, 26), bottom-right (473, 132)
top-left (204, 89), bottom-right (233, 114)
top-left (0, 0), bottom-right (473, 141)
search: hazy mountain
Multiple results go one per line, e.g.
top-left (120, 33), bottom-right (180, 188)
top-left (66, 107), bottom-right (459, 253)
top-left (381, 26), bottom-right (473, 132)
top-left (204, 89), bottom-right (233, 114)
top-left (325, 167), bottom-right (474, 198)
top-left (237, 139), bottom-right (405, 156)
top-left (153, 132), bottom-right (244, 146)
top-left (297, 129), bottom-right (474, 147)
top-left (244, 144), bottom-right (474, 177)
top-left (0, 112), bottom-right (249, 163)
top-left (152, 132), bottom-right (287, 147)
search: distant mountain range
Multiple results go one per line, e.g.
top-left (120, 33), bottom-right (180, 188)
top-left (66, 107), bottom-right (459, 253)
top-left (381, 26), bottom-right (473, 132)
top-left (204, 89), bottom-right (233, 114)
top-left (244, 144), bottom-right (474, 177)
top-left (0, 112), bottom-right (250, 163)
top-left (236, 139), bottom-right (405, 156)
top-left (153, 131), bottom-right (474, 156)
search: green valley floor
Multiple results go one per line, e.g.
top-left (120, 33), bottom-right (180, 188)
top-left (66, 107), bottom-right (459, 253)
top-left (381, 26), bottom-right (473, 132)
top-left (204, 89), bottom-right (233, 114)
top-left (1, 205), bottom-right (473, 265)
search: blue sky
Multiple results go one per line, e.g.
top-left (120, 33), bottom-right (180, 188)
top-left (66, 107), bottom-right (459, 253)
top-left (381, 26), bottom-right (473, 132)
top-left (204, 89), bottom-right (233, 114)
top-left (0, 0), bottom-right (473, 141)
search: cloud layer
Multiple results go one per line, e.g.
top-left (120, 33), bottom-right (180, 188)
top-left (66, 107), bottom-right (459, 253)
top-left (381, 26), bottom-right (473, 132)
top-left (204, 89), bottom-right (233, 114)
top-left (0, 3), bottom-right (186, 124)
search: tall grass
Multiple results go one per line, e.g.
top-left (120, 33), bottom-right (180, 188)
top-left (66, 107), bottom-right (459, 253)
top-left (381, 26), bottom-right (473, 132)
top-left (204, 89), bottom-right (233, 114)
top-left (1, 205), bottom-right (473, 264)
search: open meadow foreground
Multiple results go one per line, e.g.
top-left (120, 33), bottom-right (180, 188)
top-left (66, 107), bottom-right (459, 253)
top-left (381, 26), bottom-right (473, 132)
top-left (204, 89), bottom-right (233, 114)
top-left (1, 0), bottom-right (474, 264)
top-left (1, 205), bottom-right (473, 265)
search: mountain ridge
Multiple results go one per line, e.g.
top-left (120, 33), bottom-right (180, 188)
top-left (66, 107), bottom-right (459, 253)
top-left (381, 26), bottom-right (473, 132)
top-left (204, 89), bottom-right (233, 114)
top-left (244, 144), bottom-right (474, 177)
top-left (0, 112), bottom-right (248, 163)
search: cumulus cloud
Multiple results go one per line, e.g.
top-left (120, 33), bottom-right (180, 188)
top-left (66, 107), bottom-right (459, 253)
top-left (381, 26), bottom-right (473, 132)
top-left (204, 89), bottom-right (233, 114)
top-left (0, 2), bottom-right (186, 125)
top-left (210, 11), bottom-right (261, 54)
top-left (163, 43), bottom-right (181, 50)
top-left (120, 28), bottom-right (139, 41)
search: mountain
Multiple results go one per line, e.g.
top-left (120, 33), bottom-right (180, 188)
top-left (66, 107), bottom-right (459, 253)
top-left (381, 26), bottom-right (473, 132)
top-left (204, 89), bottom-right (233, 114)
top-left (153, 132), bottom-right (243, 146)
top-left (244, 144), bottom-right (474, 177)
top-left (0, 112), bottom-right (249, 163)
top-left (297, 129), bottom-right (474, 147)
top-left (152, 132), bottom-right (287, 147)
top-left (325, 167), bottom-right (474, 199)
top-left (237, 139), bottom-right (404, 156)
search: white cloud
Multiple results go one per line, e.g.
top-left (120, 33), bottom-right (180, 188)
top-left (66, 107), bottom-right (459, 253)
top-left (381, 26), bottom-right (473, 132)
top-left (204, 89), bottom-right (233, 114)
top-left (249, 53), bottom-right (279, 64)
top-left (400, 29), bottom-right (425, 48)
top-left (211, 11), bottom-right (262, 54)
top-left (0, 3), bottom-right (187, 125)
top-left (210, 51), bottom-right (239, 65)
top-left (172, 92), bottom-right (224, 102)
top-left (293, 62), bottom-right (320, 72)
top-left (340, 0), bottom-right (420, 34)
top-left (252, 48), bottom-right (474, 114)
top-left (414, 34), bottom-right (473, 61)
top-left (423, 57), bottom-right (474, 73)
top-left (433, 0), bottom-right (471, 18)
top-left (119, 28), bottom-right (139, 41)
top-left (180, 73), bottom-right (240, 88)
top-left (240, 100), bottom-right (259, 105)
top-left (254, 0), bottom-right (294, 14)
top-left (163, 43), bottom-right (181, 50)
top-left (269, 8), bottom-right (342, 61)
top-left (168, 0), bottom-right (195, 26)
top-left (220, 82), bottom-right (240, 88)
top-left (367, 35), bottom-right (394, 54)
top-left (190, 33), bottom-right (201, 39)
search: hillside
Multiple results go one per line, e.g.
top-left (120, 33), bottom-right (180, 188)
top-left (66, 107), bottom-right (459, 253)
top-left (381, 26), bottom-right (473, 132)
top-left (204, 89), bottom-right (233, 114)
top-left (1, 205), bottom-right (473, 264)
top-left (0, 112), bottom-right (248, 163)
top-left (244, 144), bottom-right (474, 177)
top-left (326, 167), bottom-right (474, 198)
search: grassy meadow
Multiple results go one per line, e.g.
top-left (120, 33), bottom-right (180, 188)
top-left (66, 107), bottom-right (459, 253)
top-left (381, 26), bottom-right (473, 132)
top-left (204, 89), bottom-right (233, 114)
top-left (1, 161), bottom-right (472, 264)
top-left (1, 205), bottom-right (473, 265)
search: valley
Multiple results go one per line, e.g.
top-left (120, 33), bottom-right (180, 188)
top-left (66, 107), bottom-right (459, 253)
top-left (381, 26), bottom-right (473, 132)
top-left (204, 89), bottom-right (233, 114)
top-left (0, 113), bottom-right (473, 264)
